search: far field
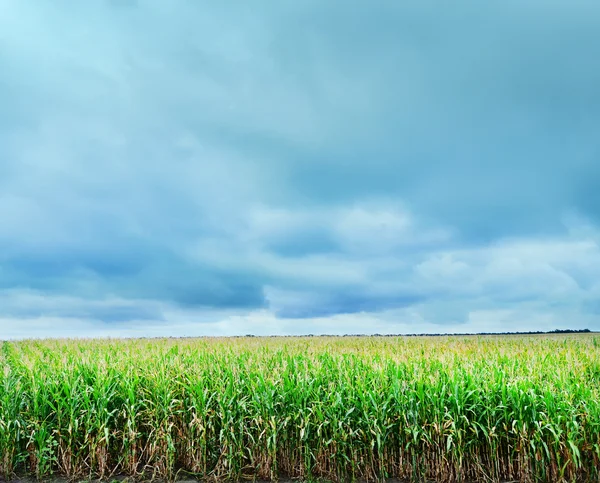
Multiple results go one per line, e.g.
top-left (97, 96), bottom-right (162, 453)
top-left (1, 334), bottom-right (599, 482)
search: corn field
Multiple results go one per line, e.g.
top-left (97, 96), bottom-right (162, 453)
top-left (1, 335), bottom-right (600, 482)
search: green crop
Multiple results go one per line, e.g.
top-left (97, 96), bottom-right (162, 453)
top-left (0, 334), bottom-right (599, 482)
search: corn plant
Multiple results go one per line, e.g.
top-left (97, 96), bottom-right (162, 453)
top-left (0, 334), bottom-right (599, 482)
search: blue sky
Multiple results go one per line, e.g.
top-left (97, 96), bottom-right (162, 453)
top-left (1, 0), bottom-right (600, 338)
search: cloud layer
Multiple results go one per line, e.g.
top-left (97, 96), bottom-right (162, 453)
top-left (1, 1), bottom-right (599, 338)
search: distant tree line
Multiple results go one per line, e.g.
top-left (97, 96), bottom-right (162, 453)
top-left (361, 328), bottom-right (593, 337)
top-left (242, 329), bottom-right (593, 338)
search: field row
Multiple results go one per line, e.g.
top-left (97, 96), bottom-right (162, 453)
top-left (1, 335), bottom-right (599, 482)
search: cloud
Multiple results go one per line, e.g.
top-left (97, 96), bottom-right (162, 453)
top-left (0, 1), bottom-right (599, 337)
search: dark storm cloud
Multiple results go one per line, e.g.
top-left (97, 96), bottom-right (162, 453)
top-left (0, 0), bottom-right (599, 337)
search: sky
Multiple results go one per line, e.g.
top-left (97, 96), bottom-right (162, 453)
top-left (1, 0), bottom-right (600, 339)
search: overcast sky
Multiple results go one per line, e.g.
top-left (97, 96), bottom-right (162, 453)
top-left (1, 0), bottom-right (600, 339)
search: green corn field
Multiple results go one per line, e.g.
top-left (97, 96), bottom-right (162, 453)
top-left (1, 335), bottom-right (600, 482)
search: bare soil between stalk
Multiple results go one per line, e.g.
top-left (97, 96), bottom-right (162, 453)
top-left (0, 479), bottom-right (517, 483)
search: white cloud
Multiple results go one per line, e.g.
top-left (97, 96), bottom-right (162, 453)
top-left (3, 301), bottom-right (594, 340)
top-left (3, 213), bottom-right (599, 339)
